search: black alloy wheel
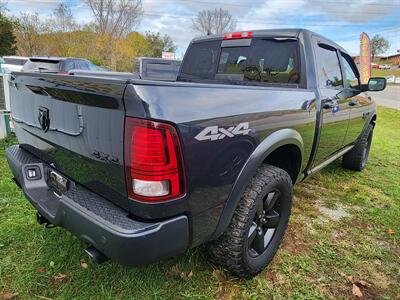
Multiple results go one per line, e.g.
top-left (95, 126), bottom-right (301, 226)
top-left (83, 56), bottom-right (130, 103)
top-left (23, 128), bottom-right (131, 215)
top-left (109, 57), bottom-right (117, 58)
top-left (207, 164), bottom-right (293, 279)
top-left (248, 189), bottom-right (281, 257)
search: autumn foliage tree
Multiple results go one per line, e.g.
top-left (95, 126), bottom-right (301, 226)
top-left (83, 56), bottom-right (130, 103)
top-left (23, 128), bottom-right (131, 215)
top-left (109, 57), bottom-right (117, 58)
top-left (0, 12), bottom-right (17, 56)
top-left (11, 1), bottom-right (176, 72)
top-left (85, 0), bottom-right (143, 70)
top-left (14, 12), bottom-right (45, 56)
top-left (144, 32), bottom-right (177, 57)
top-left (371, 34), bottom-right (390, 61)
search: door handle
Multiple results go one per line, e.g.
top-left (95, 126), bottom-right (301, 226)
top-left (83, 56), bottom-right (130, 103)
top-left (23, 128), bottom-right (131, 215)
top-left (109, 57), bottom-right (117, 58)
top-left (349, 99), bottom-right (359, 107)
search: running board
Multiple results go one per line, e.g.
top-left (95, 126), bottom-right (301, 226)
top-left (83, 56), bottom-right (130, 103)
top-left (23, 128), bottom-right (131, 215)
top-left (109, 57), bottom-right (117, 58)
top-left (307, 145), bottom-right (354, 175)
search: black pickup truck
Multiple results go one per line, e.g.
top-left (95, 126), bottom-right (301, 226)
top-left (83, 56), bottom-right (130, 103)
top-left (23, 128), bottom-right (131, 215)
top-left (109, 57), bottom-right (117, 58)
top-left (5, 29), bottom-right (386, 278)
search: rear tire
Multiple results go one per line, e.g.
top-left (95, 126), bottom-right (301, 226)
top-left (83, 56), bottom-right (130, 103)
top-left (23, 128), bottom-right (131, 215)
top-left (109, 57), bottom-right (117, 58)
top-left (342, 123), bottom-right (374, 171)
top-left (207, 164), bottom-right (293, 279)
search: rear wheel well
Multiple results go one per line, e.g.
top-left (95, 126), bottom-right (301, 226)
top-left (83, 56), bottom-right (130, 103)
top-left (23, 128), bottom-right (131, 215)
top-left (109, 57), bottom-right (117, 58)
top-left (263, 144), bottom-right (301, 183)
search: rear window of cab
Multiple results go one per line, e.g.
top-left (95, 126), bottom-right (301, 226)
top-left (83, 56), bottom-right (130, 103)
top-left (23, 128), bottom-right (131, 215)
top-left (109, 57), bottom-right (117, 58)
top-left (179, 37), bottom-right (300, 86)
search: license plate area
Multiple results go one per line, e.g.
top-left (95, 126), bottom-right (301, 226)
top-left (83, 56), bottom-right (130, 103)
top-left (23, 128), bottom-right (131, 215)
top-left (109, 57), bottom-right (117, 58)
top-left (48, 170), bottom-right (69, 196)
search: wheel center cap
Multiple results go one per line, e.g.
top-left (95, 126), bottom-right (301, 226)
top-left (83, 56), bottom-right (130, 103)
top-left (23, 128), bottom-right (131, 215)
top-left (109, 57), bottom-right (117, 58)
top-left (257, 211), bottom-right (268, 225)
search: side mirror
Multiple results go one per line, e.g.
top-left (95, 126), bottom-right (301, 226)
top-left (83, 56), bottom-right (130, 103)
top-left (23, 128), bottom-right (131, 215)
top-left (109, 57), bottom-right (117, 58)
top-left (365, 77), bottom-right (386, 92)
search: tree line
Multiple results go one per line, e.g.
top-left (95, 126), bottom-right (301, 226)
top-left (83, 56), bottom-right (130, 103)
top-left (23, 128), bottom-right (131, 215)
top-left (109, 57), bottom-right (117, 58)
top-left (0, 0), bottom-right (242, 72)
top-left (0, 0), bottom-right (176, 72)
top-left (0, 0), bottom-right (393, 72)
top-left (6, 2), bottom-right (390, 71)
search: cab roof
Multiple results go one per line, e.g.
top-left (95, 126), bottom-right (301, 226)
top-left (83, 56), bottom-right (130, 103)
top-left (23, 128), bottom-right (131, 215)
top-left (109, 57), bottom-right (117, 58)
top-left (191, 28), bottom-right (347, 54)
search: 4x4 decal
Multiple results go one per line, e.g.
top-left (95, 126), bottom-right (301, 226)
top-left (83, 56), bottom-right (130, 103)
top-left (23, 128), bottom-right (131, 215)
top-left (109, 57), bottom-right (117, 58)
top-left (195, 122), bottom-right (251, 141)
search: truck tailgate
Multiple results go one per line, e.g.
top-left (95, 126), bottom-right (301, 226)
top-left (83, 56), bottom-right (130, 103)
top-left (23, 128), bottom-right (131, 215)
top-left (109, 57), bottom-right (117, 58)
top-left (9, 73), bottom-right (129, 209)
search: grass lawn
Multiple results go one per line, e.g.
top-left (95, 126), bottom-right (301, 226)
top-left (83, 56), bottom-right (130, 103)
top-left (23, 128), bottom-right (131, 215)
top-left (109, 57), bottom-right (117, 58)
top-left (0, 107), bottom-right (399, 299)
top-left (371, 68), bottom-right (400, 78)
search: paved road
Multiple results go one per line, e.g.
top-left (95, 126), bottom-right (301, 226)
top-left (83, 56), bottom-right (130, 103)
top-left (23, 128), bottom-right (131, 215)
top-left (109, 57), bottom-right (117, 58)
top-left (371, 85), bottom-right (400, 110)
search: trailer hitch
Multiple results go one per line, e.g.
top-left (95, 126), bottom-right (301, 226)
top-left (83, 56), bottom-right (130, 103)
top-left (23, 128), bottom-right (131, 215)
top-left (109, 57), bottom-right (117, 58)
top-left (36, 212), bottom-right (56, 228)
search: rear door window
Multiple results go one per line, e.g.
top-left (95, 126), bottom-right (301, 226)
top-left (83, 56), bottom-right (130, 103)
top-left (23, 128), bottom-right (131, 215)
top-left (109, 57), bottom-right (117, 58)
top-left (77, 60), bottom-right (90, 70)
top-left (62, 60), bottom-right (76, 71)
top-left (315, 44), bottom-right (343, 89)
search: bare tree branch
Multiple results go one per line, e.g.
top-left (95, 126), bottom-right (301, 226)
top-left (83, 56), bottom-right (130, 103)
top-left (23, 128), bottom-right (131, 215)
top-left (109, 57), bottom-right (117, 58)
top-left (51, 2), bottom-right (77, 32)
top-left (192, 8), bottom-right (236, 35)
top-left (85, 0), bottom-right (142, 38)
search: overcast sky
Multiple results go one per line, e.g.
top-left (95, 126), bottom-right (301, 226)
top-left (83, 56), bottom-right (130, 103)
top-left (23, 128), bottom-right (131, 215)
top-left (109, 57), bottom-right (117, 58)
top-left (5, 0), bottom-right (400, 58)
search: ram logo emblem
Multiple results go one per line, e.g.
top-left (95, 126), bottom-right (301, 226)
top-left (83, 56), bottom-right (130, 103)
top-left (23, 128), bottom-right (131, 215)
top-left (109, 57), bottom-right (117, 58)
top-left (195, 122), bottom-right (251, 141)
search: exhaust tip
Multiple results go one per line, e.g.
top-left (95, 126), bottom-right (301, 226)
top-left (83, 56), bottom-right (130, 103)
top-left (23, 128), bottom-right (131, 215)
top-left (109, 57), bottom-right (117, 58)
top-left (84, 246), bottom-right (109, 264)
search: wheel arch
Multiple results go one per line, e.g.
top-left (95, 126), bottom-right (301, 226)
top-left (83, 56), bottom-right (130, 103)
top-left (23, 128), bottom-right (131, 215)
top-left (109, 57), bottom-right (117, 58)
top-left (359, 112), bottom-right (377, 141)
top-left (210, 129), bottom-right (304, 240)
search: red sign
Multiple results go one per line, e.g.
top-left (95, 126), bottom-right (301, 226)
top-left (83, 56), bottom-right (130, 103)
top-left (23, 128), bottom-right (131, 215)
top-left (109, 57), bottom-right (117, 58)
top-left (360, 32), bottom-right (371, 85)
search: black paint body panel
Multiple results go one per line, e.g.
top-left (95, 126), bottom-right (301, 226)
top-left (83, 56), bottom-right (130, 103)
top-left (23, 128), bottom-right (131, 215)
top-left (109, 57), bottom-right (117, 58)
top-left (10, 74), bottom-right (129, 210)
top-left (8, 29), bottom-right (375, 254)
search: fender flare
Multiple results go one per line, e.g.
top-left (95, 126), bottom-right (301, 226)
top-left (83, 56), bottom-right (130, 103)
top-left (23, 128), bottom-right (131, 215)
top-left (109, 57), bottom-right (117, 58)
top-left (357, 111), bottom-right (377, 144)
top-left (210, 128), bottom-right (304, 240)
top-left (365, 111), bottom-right (377, 129)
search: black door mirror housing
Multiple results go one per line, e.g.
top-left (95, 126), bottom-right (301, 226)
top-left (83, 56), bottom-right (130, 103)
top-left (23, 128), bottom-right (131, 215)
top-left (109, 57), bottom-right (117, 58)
top-left (362, 77), bottom-right (386, 92)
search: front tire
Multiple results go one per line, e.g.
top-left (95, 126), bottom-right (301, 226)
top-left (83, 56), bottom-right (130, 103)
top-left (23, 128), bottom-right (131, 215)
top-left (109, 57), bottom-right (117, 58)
top-left (342, 123), bottom-right (374, 171)
top-left (207, 164), bottom-right (293, 279)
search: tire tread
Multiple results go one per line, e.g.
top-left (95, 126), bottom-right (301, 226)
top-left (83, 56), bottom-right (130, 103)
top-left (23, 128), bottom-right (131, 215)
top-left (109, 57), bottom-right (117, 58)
top-left (342, 123), bottom-right (374, 171)
top-left (208, 164), bottom-right (292, 278)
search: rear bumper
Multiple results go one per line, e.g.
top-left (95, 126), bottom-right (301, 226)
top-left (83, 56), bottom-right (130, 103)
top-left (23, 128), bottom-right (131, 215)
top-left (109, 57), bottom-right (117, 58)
top-left (5, 145), bottom-right (189, 266)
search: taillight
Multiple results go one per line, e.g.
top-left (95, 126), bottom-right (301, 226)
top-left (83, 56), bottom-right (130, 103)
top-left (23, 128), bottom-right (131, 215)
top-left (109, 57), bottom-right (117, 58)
top-left (223, 31), bottom-right (253, 40)
top-left (58, 71), bottom-right (69, 75)
top-left (124, 117), bottom-right (186, 202)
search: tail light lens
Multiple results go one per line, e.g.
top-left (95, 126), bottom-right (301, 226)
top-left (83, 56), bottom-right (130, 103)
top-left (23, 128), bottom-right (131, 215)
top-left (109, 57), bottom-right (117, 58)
top-left (124, 117), bottom-right (186, 202)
